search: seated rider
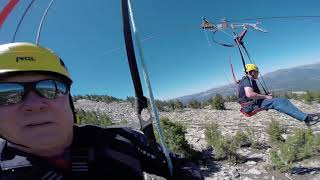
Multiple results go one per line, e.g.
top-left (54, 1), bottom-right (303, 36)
top-left (237, 64), bottom-right (319, 126)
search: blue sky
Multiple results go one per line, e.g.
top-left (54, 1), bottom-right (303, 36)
top-left (1, 0), bottom-right (320, 100)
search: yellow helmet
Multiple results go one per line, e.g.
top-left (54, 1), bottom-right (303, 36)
top-left (245, 64), bottom-right (259, 73)
top-left (0, 42), bottom-right (72, 83)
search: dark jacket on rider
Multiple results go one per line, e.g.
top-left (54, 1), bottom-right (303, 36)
top-left (0, 125), bottom-right (172, 180)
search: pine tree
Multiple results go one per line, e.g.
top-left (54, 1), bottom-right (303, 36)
top-left (211, 94), bottom-right (226, 110)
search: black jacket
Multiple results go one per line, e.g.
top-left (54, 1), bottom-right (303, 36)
top-left (0, 125), bottom-right (172, 180)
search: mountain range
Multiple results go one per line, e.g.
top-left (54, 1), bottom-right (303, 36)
top-left (175, 62), bottom-right (320, 103)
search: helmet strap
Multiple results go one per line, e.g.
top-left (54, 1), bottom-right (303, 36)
top-left (7, 139), bottom-right (32, 149)
top-left (68, 94), bottom-right (77, 123)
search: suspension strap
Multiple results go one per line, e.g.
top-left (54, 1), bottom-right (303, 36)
top-left (121, 0), bottom-right (173, 175)
top-left (240, 43), bottom-right (269, 94)
top-left (234, 39), bottom-right (247, 73)
top-left (236, 28), bottom-right (248, 44)
top-left (229, 58), bottom-right (238, 84)
top-left (211, 31), bottom-right (235, 47)
top-left (0, 0), bottom-right (19, 28)
top-left (121, 0), bottom-right (150, 136)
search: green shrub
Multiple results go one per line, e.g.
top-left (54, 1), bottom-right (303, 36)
top-left (155, 117), bottom-right (194, 157)
top-left (205, 123), bottom-right (242, 162)
top-left (214, 137), bottom-right (239, 162)
top-left (290, 93), bottom-right (299, 100)
top-left (126, 96), bottom-right (135, 107)
top-left (155, 99), bottom-right (167, 111)
top-left (225, 95), bottom-right (237, 102)
top-left (316, 93), bottom-right (320, 103)
top-left (286, 129), bottom-right (315, 161)
top-left (314, 133), bottom-right (320, 150)
top-left (243, 128), bottom-right (263, 149)
top-left (119, 119), bottom-right (128, 125)
top-left (174, 100), bottom-right (184, 110)
top-left (283, 93), bottom-right (290, 99)
top-left (233, 130), bottom-right (251, 147)
top-left (269, 129), bottom-right (319, 172)
top-left (73, 94), bottom-right (122, 103)
top-left (188, 100), bottom-right (202, 109)
top-left (76, 109), bottom-right (113, 127)
top-left (166, 100), bottom-right (184, 111)
top-left (204, 123), bottom-right (222, 145)
top-left (266, 120), bottom-right (285, 144)
top-left (211, 94), bottom-right (226, 110)
top-left (303, 91), bottom-right (313, 104)
top-left (270, 148), bottom-right (293, 172)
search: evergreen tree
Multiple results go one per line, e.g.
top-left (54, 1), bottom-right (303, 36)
top-left (225, 95), bottom-right (237, 102)
top-left (174, 100), bottom-right (184, 109)
top-left (303, 91), bottom-right (313, 104)
top-left (211, 94), bottom-right (226, 110)
top-left (188, 100), bottom-right (202, 109)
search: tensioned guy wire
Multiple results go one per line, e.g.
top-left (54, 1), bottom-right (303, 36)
top-left (36, 0), bottom-right (56, 45)
top-left (12, 0), bottom-right (37, 42)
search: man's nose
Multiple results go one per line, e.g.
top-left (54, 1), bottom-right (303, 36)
top-left (21, 91), bottom-right (48, 112)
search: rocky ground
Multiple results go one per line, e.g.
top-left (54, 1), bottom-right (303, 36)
top-left (74, 99), bottom-right (320, 180)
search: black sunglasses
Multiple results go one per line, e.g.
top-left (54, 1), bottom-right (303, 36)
top-left (0, 79), bottom-right (69, 106)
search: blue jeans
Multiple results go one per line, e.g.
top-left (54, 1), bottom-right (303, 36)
top-left (258, 98), bottom-right (308, 121)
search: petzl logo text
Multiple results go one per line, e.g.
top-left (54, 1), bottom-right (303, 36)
top-left (16, 57), bottom-right (36, 62)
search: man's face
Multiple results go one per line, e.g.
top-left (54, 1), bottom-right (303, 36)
top-left (0, 74), bottom-right (74, 153)
top-left (251, 70), bottom-right (259, 79)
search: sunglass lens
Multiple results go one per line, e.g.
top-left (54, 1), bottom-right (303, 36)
top-left (36, 80), bottom-right (58, 99)
top-left (0, 83), bottom-right (24, 105)
top-left (55, 81), bottom-right (68, 95)
top-left (36, 80), bottom-right (68, 99)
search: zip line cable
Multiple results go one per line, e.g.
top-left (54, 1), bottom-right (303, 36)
top-left (103, 24), bottom-right (198, 56)
top-left (36, 0), bottom-right (56, 45)
top-left (106, 14), bottom-right (320, 56)
top-left (229, 15), bottom-right (320, 23)
top-left (12, 0), bottom-right (37, 42)
top-left (102, 35), bottom-right (154, 56)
